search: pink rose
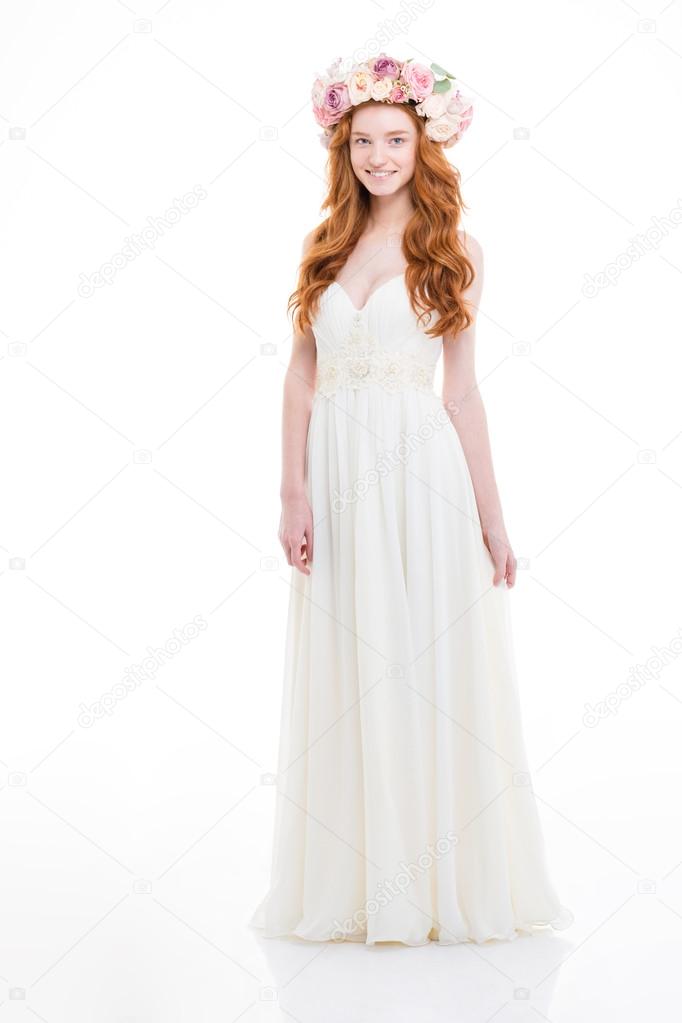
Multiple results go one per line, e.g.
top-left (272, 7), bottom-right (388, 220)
top-left (389, 85), bottom-right (408, 103)
top-left (370, 53), bottom-right (401, 79)
top-left (322, 82), bottom-right (352, 123)
top-left (457, 105), bottom-right (474, 134)
top-left (313, 103), bottom-right (339, 128)
top-left (401, 61), bottom-right (435, 101)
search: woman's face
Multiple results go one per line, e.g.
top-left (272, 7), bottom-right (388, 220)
top-left (348, 102), bottom-right (417, 195)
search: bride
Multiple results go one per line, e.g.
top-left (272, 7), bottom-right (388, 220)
top-left (251, 52), bottom-right (568, 946)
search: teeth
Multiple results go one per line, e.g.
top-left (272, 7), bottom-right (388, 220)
top-left (369, 171), bottom-right (394, 177)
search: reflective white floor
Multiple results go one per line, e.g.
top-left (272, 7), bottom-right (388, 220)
top-left (3, 758), bottom-right (681, 1022)
top-left (241, 806), bottom-right (682, 1023)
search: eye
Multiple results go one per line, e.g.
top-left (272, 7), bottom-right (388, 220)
top-left (354, 137), bottom-right (406, 145)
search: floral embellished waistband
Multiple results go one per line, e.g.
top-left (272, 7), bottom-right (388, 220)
top-left (315, 351), bottom-right (436, 396)
top-left (314, 320), bottom-right (437, 397)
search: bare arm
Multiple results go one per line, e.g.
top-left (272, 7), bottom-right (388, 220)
top-left (279, 230), bottom-right (318, 576)
top-left (441, 235), bottom-right (516, 588)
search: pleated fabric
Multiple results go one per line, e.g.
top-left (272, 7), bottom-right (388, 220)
top-left (250, 278), bottom-right (566, 945)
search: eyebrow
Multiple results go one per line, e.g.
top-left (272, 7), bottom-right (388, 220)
top-left (350, 130), bottom-right (410, 137)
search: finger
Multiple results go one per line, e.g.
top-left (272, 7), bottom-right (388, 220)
top-left (507, 554), bottom-right (517, 588)
top-left (305, 522), bottom-right (314, 565)
top-left (280, 537), bottom-right (293, 566)
top-left (492, 556), bottom-right (506, 586)
top-left (290, 539), bottom-right (310, 576)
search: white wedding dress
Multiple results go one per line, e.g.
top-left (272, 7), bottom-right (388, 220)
top-left (251, 272), bottom-right (566, 945)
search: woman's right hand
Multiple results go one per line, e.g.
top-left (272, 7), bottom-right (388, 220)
top-left (279, 493), bottom-right (314, 575)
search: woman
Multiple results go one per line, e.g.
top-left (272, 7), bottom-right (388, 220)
top-left (251, 53), bottom-right (568, 946)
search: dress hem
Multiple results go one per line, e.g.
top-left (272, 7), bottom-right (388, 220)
top-left (249, 911), bottom-right (570, 948)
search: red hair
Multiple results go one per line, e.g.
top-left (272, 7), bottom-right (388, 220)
top-left (289, 102), bottom-right (476, 341)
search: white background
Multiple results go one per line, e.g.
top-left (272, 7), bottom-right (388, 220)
top-left (1, 0), bottom-right (681, 1020)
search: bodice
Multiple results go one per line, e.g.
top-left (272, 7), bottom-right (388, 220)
top-left (311, 274), bottom-right (443, 398)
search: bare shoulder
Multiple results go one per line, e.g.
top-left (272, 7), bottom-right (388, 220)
top-left (301, 226), bottom-right (319, 258)
top-left (456, 228), bottom-right (483, 272)
top-left (295, 228), bottom-right (321, 344)
top-left (455, 230), bottom-right (484, 321)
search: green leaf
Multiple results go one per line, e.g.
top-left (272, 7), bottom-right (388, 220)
top-left (430, 62), bottom-right (456, 79)
top-left (432, 78), bottom-right (453, 94)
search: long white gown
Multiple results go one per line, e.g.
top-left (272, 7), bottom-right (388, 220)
top-left (251, 271), bottom-right (566, 945)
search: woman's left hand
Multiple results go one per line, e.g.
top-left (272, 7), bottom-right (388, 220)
top-left (482, 522), bottom-right (517, 589)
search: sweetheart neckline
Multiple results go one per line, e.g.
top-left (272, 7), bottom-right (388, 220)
top-left (332, 270), bottom-right (407, 313)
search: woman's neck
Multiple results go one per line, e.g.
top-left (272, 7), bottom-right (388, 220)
top-left (365, 190), bottom-right (414, 237)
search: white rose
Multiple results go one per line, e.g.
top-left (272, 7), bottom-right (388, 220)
top-left (348, 70), bottom-right (374, 105)
top-left (371, 77), bottom-right (394, 101)
top-left (311, 78), bottom-right (326, 106)
top-left (417, 92), bottom-right (448, 118)
top-left (446, 88), bottom-right (472, 116)
top-left (424, 113), bottom-right (461, 144)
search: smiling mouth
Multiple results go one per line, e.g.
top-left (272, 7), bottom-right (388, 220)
top-left (366, 170), bottom-right (397, 178)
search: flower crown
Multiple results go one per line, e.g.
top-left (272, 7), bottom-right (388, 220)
top-left (311, 53), bottom-right (474, 150)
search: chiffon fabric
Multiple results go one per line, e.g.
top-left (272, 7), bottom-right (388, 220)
top-left (251, 273), bottom-right (566, 945)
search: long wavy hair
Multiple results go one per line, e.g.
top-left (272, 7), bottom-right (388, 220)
top-left (289, 101), bottom-right (476, 341)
